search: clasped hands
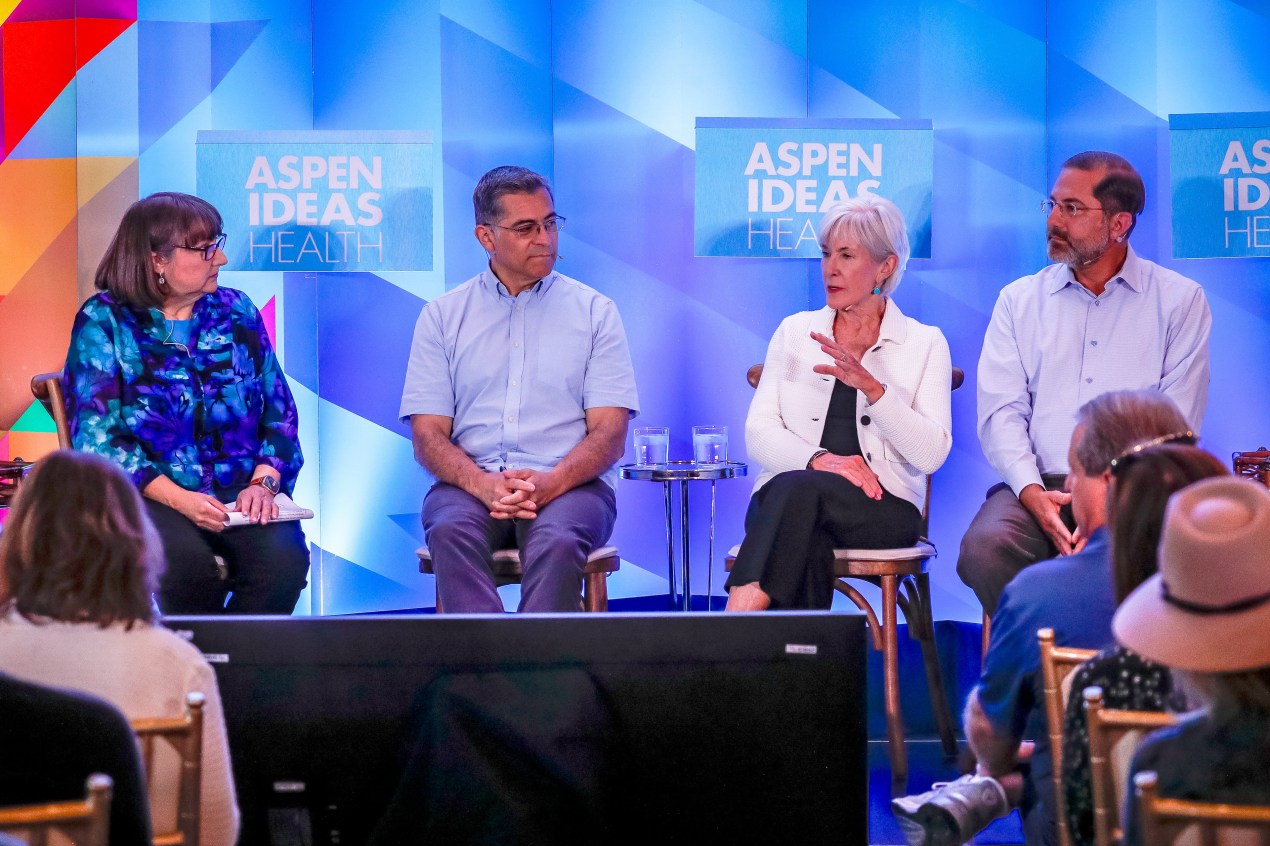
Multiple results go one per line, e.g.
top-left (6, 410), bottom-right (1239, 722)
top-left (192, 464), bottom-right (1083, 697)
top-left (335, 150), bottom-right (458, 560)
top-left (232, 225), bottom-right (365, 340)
top-left (479, 468), bottom-right (563, 519)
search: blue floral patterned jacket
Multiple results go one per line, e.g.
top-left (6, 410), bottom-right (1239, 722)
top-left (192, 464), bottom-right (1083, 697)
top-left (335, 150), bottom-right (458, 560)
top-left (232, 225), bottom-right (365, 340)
top-left (63, 287), bottom-right (303, 501)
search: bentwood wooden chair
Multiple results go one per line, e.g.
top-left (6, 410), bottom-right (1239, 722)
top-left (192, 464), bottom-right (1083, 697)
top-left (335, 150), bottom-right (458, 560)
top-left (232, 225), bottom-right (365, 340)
top-left (0, 773), bottom-right (113, 846)
top-left (1136, 770), bottom-right (1270, 845)
top-left (726, 363), bottom-right (964, 783)
top-left (1039, 627), bottom-right (1098, 846)
top-left (1084, 686), bottom-right (1178, 846)
top-left (30, 372), bottom-right (71, 449)
top-left (417, 546), bottom-right (620, 612)
top-left (131, 692), bottom-right (204, 846)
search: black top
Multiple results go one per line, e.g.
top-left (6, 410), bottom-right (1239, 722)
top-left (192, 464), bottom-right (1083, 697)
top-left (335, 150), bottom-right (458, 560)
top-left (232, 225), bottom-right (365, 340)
top-left (0, 672), bottom-right (152, 845)
top-left (819, 380), bottom-right (863, 457)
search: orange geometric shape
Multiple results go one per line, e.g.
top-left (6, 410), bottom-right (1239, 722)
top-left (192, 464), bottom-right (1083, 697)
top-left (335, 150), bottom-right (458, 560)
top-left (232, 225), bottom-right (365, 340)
top-left (0, 213), bottom-right (76, 430)
top-left (7, 428), bottom-right (57, 462)
top-left (0, 156), bottom-right (75, 296)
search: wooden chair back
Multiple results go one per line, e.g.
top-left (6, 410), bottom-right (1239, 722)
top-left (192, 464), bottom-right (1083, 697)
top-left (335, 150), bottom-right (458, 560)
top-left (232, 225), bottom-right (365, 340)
top-left (29, 373), bottom-right (71, 450)
top-left (1038, 627), bottom-right (1098, 846)
top-left (1136, 770), bottom-right (1270, 846)
top-left (0, 773), bottom-right (112, 846)
top-left (1083, 685), bottom-right (1179, 846)
top-left (1232, 449), bottom-right (1270, 488)
top-left (131, 692), bottom-right (204, 846)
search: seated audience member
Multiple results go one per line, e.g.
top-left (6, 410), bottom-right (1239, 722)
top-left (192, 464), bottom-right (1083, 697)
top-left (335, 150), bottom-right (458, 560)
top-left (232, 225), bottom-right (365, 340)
top-left (1061, 444), bottom-right (1226, 845)
top-left (725, 194), bottom-right (952, 611)
top-left (1115, 477), bottom-right (1270, 846)
top-left (892, 389), bottom-right (1193, 846)
top-left (63, 191), bottom-right (309, 614)
top-left (0, 671), bottom-right (152, 845)
top-left (0, 450), bottom-right (239, 846)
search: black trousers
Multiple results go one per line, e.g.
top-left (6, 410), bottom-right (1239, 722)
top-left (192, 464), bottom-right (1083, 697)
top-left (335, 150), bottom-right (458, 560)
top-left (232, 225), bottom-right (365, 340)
top-left (147, 499), bottom-right (311, 614)
top-left (726, 470), bottom-right (922, 609)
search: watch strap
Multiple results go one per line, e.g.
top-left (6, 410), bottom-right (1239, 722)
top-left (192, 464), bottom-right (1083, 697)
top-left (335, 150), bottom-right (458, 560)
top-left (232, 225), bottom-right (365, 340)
top-left (249, 475), bottom-right (279, 494)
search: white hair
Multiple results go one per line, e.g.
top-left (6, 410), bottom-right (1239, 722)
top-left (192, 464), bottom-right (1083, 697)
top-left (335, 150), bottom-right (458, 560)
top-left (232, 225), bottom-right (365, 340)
top-left (816, 194), bottom-right (910, 295)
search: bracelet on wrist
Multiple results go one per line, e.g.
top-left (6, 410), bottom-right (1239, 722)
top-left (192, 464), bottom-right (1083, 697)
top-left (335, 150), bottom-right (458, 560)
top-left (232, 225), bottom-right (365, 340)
top-left (807, 450), bottom-right (829, 469)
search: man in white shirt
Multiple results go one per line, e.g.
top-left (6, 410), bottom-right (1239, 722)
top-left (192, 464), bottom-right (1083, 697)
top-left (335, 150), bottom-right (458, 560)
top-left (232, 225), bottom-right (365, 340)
top-left (958, 151), bottom-right (1210, 616)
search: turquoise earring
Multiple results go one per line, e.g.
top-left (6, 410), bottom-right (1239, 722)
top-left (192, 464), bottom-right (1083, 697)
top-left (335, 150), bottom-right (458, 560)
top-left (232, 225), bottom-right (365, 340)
top-left (872, 286), bottom-right (881, 295)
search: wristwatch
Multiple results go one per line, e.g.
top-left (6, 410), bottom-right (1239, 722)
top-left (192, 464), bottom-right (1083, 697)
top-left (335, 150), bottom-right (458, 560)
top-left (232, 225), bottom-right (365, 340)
top-left (249, 475), bottom-right (280, 495)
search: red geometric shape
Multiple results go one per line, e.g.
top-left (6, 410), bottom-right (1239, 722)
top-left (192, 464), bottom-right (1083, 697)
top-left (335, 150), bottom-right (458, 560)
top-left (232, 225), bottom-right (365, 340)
top-left (1, 15), bottom-right (133, 160)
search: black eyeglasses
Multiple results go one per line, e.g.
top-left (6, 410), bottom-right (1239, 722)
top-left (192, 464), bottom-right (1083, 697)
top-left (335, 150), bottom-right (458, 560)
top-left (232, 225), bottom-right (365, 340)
top-left (173, 233), bottom-right (227, 261)
top-left (1106, 431), bottom-right (1197, 477)
top-left (487, 216), bottom-right (565, 238)
top-left (1041, 200), bottom-right (1104, 219)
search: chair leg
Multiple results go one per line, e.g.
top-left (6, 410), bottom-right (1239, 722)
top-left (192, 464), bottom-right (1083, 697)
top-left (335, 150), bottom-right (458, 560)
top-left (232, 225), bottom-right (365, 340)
top-left (880, 574), bottom-right (907, 784)
top-left (912, 573), bottom-right (958, 756)
top-left (584, 571), bottom-right (608, 612)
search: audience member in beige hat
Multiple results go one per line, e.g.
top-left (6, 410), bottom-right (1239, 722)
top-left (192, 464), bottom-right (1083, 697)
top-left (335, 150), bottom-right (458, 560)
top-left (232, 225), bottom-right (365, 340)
top-left (1114, 476), bottom-right (1270, 846)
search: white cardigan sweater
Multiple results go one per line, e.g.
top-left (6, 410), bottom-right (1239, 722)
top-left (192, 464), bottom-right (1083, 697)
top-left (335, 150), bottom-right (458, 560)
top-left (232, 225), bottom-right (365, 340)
top-left (746, 299), bottom-right (953, 511)
top-left (0, 611), bottom-right (239, 846)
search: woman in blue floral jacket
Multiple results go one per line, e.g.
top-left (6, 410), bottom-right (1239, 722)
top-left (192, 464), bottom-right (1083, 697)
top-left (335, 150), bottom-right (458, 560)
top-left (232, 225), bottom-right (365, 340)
top-left (63, 192), bottom-right (309, 614)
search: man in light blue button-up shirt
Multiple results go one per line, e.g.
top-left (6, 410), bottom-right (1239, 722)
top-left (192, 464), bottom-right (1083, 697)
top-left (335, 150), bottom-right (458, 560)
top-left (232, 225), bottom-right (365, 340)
top-left (958, 151), bottom-right (1211, 617)
top-left (400, 166), bottom-right (639, 613)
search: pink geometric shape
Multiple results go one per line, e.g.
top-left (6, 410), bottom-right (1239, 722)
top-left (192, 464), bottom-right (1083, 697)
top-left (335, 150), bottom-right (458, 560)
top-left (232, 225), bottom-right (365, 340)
top-left (260, 295), bottom-right (276, 348)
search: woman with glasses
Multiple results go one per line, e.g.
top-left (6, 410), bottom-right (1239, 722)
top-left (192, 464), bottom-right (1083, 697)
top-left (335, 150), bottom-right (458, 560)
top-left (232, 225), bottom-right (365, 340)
top-left (62, 192), bottom-right (309, 614)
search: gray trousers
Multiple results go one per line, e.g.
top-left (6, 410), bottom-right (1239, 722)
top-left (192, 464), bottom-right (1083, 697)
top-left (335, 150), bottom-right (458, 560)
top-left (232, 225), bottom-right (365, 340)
top-left (955, 476), bottom-right (1073, 617)
top-left (421, 479), bottom-right (617, 613)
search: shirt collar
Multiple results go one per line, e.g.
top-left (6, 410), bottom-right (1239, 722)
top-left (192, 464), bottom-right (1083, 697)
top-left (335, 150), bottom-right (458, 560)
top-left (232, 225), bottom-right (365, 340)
top-left (1047, 244), bottom-right (1144, 296)
top-left (481, 267), bottom-right (556, 300)
top-left (818, 297), bottom-right (908, 346)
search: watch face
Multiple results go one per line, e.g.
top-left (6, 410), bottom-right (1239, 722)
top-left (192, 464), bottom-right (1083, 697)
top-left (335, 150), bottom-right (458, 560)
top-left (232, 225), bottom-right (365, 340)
top-left (255, 476), bottom-right (279, 494)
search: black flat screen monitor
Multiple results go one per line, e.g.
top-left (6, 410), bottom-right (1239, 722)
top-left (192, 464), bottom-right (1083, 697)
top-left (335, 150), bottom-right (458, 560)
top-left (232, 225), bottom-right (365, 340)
top-left (169, 613), bottom-right (867, 845)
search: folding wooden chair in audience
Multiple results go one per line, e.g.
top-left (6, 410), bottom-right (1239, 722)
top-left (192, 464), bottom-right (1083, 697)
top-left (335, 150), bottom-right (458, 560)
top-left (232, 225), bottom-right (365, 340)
top-left (1038, 627), bottom-right (1098, 846)
top-left (131, 691), bottom-right (204, 846)
top-left (1083, 685), bottom-right (1178, 846)
top-left (0, 773), bottom-right (112, 846)
top-left (1136, 770), bottom-right (1270, 845)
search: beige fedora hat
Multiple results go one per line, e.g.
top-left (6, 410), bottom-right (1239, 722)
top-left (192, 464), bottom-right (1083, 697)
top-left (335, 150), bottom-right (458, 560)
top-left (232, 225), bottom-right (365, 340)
top-left (1113, 476), bottom-right (1270, 673)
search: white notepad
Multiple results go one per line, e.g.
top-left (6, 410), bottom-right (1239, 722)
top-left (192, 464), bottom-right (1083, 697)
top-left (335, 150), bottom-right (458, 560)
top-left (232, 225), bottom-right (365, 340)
top-left (222, 493), bottom-right (314, 527)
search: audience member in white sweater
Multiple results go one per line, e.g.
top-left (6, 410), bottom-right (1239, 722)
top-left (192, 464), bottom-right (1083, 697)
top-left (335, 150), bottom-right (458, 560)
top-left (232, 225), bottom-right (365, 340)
top-left (726, 195), bottom-right (952, 610)
top-left (0, 450), bottom-right (239, 846)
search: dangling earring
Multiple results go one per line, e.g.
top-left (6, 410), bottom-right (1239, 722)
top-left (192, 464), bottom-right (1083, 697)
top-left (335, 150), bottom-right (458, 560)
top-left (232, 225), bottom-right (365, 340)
top-left (872, 286), bottom-right (881, 295)
top-left (158, 272), bottom-right (167, 288)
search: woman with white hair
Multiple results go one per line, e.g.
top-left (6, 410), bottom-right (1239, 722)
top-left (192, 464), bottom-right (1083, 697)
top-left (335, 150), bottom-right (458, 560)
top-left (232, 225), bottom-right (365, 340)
top-left (1114, 476), bottom-right (1270, 845)
top-left (726, 195), bottom-right (952, 610)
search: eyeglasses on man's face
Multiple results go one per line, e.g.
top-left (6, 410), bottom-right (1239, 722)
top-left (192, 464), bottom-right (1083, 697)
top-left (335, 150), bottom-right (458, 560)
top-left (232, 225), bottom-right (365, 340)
top-left (487, 216), bottom-right (566, 238)
top-left (1041, 200), bottom-right (1104, 219)
top-left (174, 233), bottom-right (227, 261)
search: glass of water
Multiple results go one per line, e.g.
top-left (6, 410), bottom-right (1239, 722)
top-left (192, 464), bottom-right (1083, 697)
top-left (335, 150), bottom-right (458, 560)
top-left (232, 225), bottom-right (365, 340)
top-left (692, 425), bottom-right (728, 466)
top-left (634, 427), bottom-right (670, 467)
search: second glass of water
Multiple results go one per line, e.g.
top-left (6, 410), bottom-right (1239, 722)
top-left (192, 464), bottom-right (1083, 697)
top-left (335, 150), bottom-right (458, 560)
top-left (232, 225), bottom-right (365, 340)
top-left (634, 426), bottom-right (670, 467)
top-left (692, 425), bottom-right (728, 466)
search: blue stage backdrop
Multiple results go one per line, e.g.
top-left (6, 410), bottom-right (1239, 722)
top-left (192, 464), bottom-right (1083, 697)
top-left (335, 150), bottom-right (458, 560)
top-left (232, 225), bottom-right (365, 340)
top-left (9, 0), bottom-right (1270, 617)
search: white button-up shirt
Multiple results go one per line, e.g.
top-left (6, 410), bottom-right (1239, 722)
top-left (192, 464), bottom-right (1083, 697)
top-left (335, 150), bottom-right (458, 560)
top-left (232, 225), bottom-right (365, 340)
top-left (977, 246), bottom-right (1211, 495)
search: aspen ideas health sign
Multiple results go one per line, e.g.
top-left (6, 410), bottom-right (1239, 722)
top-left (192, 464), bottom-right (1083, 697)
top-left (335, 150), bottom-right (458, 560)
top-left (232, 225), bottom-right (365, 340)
top-left (694, 118), bottom-right (933, 259)
top-left (196, 130), bottom-right (433, 271)
top-left (1170, 112), bottom-right (1270, 259)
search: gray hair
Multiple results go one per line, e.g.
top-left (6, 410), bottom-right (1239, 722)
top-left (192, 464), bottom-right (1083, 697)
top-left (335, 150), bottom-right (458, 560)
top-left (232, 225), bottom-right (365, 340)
top-left (1073, 389), bottom-right (1190, 474)
top-left (816, 194), bottom-right (910, 295)
top-left (473, 165), bottom-right (553, 225)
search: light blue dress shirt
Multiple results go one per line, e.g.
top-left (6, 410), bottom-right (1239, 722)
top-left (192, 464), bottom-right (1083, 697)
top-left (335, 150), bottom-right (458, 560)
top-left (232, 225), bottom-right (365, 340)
top-left (978, 246), bottom-right (1211, 495)
top-left (400, 269), bottom-right (639, 490)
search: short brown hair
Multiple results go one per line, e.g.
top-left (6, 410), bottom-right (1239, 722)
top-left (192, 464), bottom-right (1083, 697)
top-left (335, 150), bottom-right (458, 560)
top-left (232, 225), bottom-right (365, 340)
top-left (0, 451), bottom-right (162, 628)
top-left (1107, 444), bottom-right (1227, 604)
top-left (94, 192), bottom-right (223, 309)
top-left (1073, 389), bottom-right (1190, 476)
top-left (1062, 151), bottom-right (1146, 238)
